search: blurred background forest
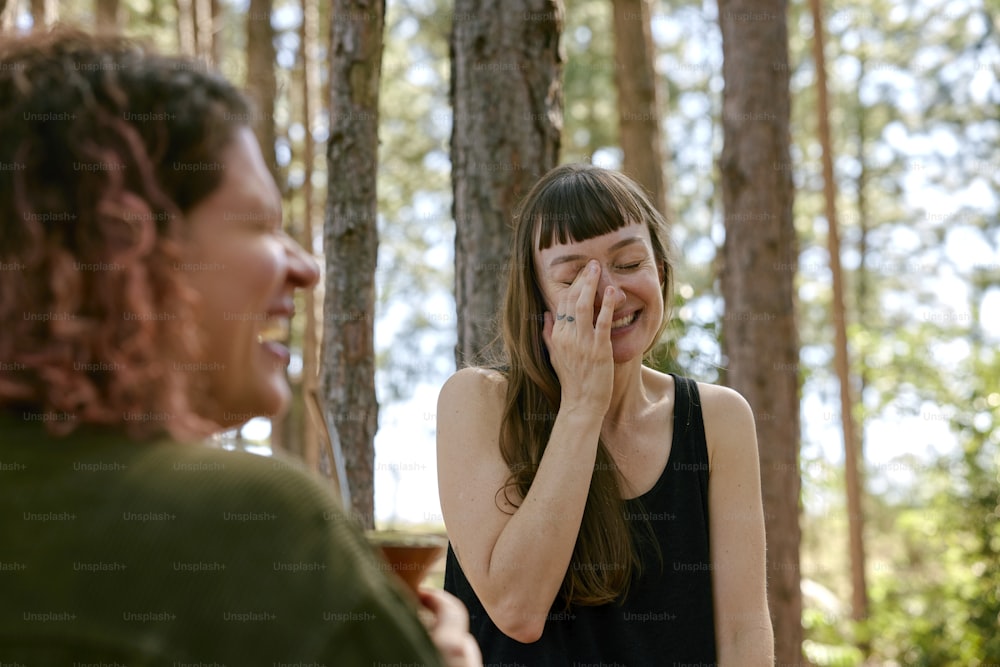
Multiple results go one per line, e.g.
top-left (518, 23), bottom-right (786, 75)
top-left (3, 0), bottom-right (998, 664)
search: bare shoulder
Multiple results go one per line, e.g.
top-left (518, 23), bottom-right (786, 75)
top-left (696, 382), bottom-right (754, 420)
top-left (438, 367), bottom-right (507, 423)
top-left (436, 367), bottom-right (508, 458)
top-left (439, 366), bottom-right (507, 404)
top-left (695, 382), bottom-right (758, 466)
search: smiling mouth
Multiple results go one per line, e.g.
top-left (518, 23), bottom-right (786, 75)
top-left (611, 311), bottom-right (639, 329)
top-left (257, 318), bottom-right (290, 344)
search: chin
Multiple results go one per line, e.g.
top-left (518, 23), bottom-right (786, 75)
top-left (210, 383), bottom-right (291, 429)
top-left (256, 380), bottom-right (292, 420)
top-left (611, 341), bottom-right (646, 364)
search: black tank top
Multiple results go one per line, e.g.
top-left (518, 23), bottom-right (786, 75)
top-left (444, 374), bottom-right (717, 666)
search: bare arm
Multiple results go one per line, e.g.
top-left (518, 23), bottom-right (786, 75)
top-left (437, 261), bottom-right (618, 643)
top-left (701, 383), bottom-right (775, 666)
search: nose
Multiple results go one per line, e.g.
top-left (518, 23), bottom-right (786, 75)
top-left (595, 269), bottom-right (625, 309)
top-left (282, 232), bottom-right (320, 289)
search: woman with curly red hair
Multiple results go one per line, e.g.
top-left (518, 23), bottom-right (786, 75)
top-left (0, 29), bottom-right (479, 666)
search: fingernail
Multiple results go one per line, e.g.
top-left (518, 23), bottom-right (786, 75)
top-left (589, 261), bottom-right (599, 273)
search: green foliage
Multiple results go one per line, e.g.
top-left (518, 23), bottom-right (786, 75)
top-left (562, 0), bottom-right (618, 163)
top-left (374, 0), bottom-right (456, 401)
top-left (792, 0), bottom-right (999, 659)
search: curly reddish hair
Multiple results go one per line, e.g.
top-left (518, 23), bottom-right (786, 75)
top-left (0, 29), bottom-right (252, 440)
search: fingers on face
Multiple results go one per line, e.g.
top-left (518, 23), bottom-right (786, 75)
top-left (559, 260), bottom-right (599, 324)
top-left (594, 285), bottom-right (616, 332)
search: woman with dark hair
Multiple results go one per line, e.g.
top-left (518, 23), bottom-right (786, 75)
top-left (438, 163), bottom-right (773, 664)
top-left (0, 29), bottom-right (479, 666)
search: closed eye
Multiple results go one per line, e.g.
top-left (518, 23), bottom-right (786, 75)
top-left (615, 263), bottom-right (641, 271)
top-left (557, 267), bottom-right (585, 285)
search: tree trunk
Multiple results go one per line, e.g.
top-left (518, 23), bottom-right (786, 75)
top-left (321, 0), bottom-right (384, 528)
top-left (95, 0), bottom-right (120, 31)
top-left (297, 0), bottom-right (322, 475)
top-left (451, 0), bottom-right (564, 367)
top-left (611, 0), bottom-right (669, 218)
top-left (211, 0), bottom-right (223, 68)
top-left (716, 0), bottom-right (802, 664)
top-left (809, 0), bottom-right (869, 627)
top-left (194, 0), bottom-right (214, 67)
top-left (246, 0), bottom-right (278, 181)
top-left (176, 0), bottom-right (196, 56)
top-left (854, 55), bottom-right (873, 655)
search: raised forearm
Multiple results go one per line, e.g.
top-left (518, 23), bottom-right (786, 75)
top-left (480, 408), bottom-right (603, 641)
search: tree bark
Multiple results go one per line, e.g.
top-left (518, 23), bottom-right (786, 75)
top-left (297, 0), bottom-right (322, 475)
top-left (321, 0), bottom-right (384, 528)
top-left (809, 0), bottom-right (869, 626)
top-left (716, 0), bottom-right (802, 664)
top-left (451, 0), bottom-right (564, 367)
top-left (246, 0), bottom-right (278, 181)
top-left (612, 0), bottom-right (669, 218)
top-left (194, 0), bottom-right (214, 67)
top-left (176, 0), bottom-right (196, 56)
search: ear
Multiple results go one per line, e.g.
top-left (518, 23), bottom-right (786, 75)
top-left (97, 190), bottom-right (158, 262)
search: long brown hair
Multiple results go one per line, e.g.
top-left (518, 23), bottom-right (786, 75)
top-left (496, 163), bottom-right (674, 605)
top-left (0, 29), bottom-right (251, 440)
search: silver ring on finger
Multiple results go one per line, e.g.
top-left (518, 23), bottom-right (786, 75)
top-left (556, 313), bottom-right (566, 321)
top-left (566, 315), bottom-right (576, 323)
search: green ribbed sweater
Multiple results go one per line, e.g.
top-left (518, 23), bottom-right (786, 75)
top-left (0, 415), bottom-right (444, 666)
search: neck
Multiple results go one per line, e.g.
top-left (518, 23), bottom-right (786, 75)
top-left (603, 358), bottom-right (650, 428)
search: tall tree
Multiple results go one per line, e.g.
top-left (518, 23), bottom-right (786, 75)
top-left (246, 0), bottom-right (278, 180)
top-left (808, 0), bottom-right (868, 629)
top-left (611, 0), bottom-right (669, 218)
top-left (194, 0), bottom-right (214, 66)
top-left (321, 0), bottom-right (385, 527)
top-left (296, 0), bottom-right (322, 473)
top-left (175, 0), bottom-right (196, 56)
top-left (450, 0), bottom-right (564, 367)
top-left (716, 0), bottom-right (802, 664)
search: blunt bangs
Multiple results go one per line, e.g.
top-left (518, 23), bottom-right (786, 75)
top-left (531, 168), bottom-right (645, 251)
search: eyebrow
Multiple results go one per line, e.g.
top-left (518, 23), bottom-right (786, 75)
top-left (547, 236), bottom-right (646, 268)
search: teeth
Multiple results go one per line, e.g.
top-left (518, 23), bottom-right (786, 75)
top-left (257, 318), bottom-right (290, 344)
top-left (612, 312), bottom-right (637, 329)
